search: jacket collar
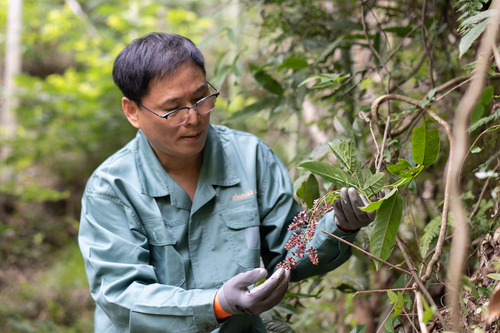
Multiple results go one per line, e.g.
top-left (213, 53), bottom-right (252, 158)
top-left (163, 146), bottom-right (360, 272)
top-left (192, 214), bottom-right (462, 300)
top-left (134, 125), bottom-right (240, 198)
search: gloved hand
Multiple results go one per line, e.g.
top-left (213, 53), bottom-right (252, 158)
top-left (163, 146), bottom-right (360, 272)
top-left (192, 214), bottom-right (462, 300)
top-left (217, 268), bottom-right (290, 316)
top-left (334, 187), bottom-right (379, 231)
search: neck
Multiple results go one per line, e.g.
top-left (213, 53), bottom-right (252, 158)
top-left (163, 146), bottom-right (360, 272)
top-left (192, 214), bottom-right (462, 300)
top-left (158, 151), bottom-right (203, 177)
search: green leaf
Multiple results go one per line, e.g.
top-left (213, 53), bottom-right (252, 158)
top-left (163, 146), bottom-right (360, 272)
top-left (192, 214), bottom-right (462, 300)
top-left (391, 292), bottom-right (405, 319)
top-left (468, 109), bottom-right (500, 132)
top-left (383, 26), bottom-right (414, 37)
top-left (480, 86), bottom-right (494, 105)
top-left (303, 174), bottom-right (320, 209)
top-left (293, 175), bottom-right (309, 198)
top-left (459, 10), bottom-right (495, 29)
top-left (459, 20), bottom-right (488, 58)
top-left (363, 172), bottom-right (385, 192)
top-left (336, 283), bottom-right (358, 293)
top-left (197, 27), bottom-right (228, 48)
top-left (421, 296), bottom-right (437, 323)
top-left (487, 273), bottom-right (500, 280)
top-left (403, 294), bottom-right (413, 310)
top-left (349, 325), bottom-right (367, 333)
top-left (359, 188), bottom-right (397, 212)
top-left (427, 87), bottom-right (437, 100)
top-left (314, 36), bottom-right (344, 65)
top-left (420, 99), bottom-right (430, 107)
top-left (228, 97), bottom-right (278, 120)
top-left (370, 191), bottom-right (404, 270)
top-left (279, 56), bottom-right (308, 71)
top-left (388, 290), bottom-right (398, 303)
top-left (470, 103), bottom-right (485, 125)
top-left (329, 20), bottom-right (363, 31)
top-left (297, 161), bottom-right (356, 188)
top-left (412, 125), bottom-right (441, 166)
top-left (298, 75), bottom-right (322, 87)
top-left (227, 28), bottom-right (238, 45)
top-left (470, 146), bottom-right (483, 154)
top-left (254, 71), bottom-right (284, 96)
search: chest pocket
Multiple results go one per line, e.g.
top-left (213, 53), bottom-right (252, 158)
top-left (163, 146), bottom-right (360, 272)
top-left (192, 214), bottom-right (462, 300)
top-left (221, 205), bottom-right (261, 269)
top-left (142, 218), bottom-right (185, 287)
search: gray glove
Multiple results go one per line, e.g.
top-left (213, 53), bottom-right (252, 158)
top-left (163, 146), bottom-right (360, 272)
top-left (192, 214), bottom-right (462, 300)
top-left (334, 187), bottom-right (377, 231)
top-left (217, 268), bottom-right (290, 315)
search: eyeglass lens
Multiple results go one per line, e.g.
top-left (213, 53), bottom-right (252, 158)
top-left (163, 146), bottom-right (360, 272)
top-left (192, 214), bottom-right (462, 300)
top-left (168, 95), bottom-right (216, 126)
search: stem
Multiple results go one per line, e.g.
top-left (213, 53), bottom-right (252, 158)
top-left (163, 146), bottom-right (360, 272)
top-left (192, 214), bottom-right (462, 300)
top-left (370, 94), bottom-right (453, 284)
top-left (415, 291), bottom-right (430, 333)
top-left (395, 238), bottom-right (450, 331)
top-left (446, 1), bottom-right (500, 328)
top-left (421, 0), bottom-right (435, 88)
top-left (361, 4), bottom-right (404, 94)
top-left (376, 115), bottom-right (391, 173)
top-left (321, 230), bottom-right (412, 275)
top-left (353, 287), bottom-right (417, 297)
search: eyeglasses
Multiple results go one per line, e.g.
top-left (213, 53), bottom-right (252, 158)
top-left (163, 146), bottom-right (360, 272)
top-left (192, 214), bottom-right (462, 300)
top-left (135, 81), bottom-right (219, 127)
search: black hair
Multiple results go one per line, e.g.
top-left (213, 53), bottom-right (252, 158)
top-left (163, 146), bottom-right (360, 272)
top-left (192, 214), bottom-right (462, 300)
top-left (112, 32), bottom-right (206, 102)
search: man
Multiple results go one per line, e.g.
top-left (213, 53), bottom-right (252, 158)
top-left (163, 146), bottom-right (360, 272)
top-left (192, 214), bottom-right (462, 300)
top-left (78, 32), bottom-right (375, 333)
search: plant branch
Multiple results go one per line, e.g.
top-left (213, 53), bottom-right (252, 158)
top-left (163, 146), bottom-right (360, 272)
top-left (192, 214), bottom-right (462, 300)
top-left (370, 94), bottom-right (453, 284)
top-left (415, 291), bottom-right (430, 333)
top-left (361, 4), bottom-right (404, 94)
top-left (353, 287), bottom-right (417, 297)
top-left (421, 0), bottom-right (435, 88)
top-left (395, 238), bottom-right (450, 331)
top-left (321, 230), bottom-right (412, 275)
top-left (376, 115), bottom-right (390, 173)
top-left (446, 1), bottom-right (500, 329)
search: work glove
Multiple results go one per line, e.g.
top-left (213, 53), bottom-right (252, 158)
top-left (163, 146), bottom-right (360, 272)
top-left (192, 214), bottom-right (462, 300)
top-left (334, 187), bottom-right (381, 231)
top-left (217, 268), bottom-right (290, 316)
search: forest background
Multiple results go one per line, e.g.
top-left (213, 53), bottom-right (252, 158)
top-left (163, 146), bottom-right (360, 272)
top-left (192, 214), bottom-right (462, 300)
top-left (1, 0), bottom-right (500, 332)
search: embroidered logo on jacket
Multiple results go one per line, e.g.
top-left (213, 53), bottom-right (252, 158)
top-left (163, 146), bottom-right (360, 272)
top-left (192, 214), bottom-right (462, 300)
top-left (232, 190), bottom-right (257, 201)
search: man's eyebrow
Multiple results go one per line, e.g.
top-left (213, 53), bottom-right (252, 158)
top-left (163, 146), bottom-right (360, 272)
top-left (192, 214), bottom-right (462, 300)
top-left (159, 84), bottom-right (207, 106)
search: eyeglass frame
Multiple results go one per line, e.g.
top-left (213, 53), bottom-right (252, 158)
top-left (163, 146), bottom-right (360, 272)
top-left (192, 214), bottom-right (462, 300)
top-left (134, 81), bottom-right (220, 127)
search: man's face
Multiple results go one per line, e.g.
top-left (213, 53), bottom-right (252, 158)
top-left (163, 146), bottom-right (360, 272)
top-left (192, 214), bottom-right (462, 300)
top-left (125, 62), bottom-right (211, 166)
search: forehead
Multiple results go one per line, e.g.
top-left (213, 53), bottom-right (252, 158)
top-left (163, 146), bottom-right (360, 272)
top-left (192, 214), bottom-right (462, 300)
top-left (149, 62), bottom-right (206, 94)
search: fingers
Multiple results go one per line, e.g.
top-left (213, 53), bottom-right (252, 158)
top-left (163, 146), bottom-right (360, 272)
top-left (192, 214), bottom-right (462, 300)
top-left (233, 268), bottom-right (268, 289)
top-left (259, 279), bottom-right (289, 313)
top-left (347, 188), bottom-right (372, 224)
top-left (249, 268), bottom-right (285, 299)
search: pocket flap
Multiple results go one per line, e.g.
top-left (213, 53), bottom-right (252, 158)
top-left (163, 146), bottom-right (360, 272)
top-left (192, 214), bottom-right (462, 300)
top-left (221, 207), bottom-right (260, 229)
top-left (142, 218), bottom-right (177, 246)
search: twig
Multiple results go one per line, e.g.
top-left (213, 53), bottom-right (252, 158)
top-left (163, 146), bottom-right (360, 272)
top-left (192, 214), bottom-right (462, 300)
top-left (421, 0), bottom-right (435, 88)
top-left (447, 1), bottom-right (500, 329)
top-left (361, 4), bottom-right (404, 94)
top-left (398, 235), bottom-right (428, 268)
top-left (395, 238), bottom-right (450, 331)
top-left (353, 287), bottom-right (417, 297)
top-left (321, 230), bottom-right (411, 275)
top-left (376, 115), bottom-right (391, 173)
top-left (375, 277), bottom-right (414, 333)
top-left (415, 291), bottom-right (430, 333)
top-left (386, 25), bottom-right (421, 63)
top-left (370, 94), bottom-right (453, 283)
top-left (420, 108), bottom-right (453, 283)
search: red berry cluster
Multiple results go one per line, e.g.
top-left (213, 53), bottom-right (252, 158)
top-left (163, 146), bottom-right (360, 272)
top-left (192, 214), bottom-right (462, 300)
top-left (277, 198), bottom-right (333, 270)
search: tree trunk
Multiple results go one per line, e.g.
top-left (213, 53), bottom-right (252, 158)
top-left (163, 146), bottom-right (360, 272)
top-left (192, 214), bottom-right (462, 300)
top-left (1, 0), bottom-right (23, 181)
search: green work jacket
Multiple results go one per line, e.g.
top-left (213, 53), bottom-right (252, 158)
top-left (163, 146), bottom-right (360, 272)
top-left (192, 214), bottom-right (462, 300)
top-left (78, 125), bottom-right (357, 333)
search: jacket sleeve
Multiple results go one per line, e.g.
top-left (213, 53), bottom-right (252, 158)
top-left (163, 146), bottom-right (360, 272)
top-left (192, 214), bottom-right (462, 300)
top-left (257, 147), bottom-right (358, 282)
top-left (78, 194), bottom-right (221, 333)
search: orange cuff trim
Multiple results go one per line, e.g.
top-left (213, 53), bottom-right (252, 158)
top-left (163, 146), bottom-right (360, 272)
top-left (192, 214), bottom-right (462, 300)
top-left (214, 292), bottom-right (232, 319)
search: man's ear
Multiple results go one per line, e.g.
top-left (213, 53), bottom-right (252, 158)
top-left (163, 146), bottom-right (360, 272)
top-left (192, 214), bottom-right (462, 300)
top-left (122, 97), bottom-right (141, 129)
